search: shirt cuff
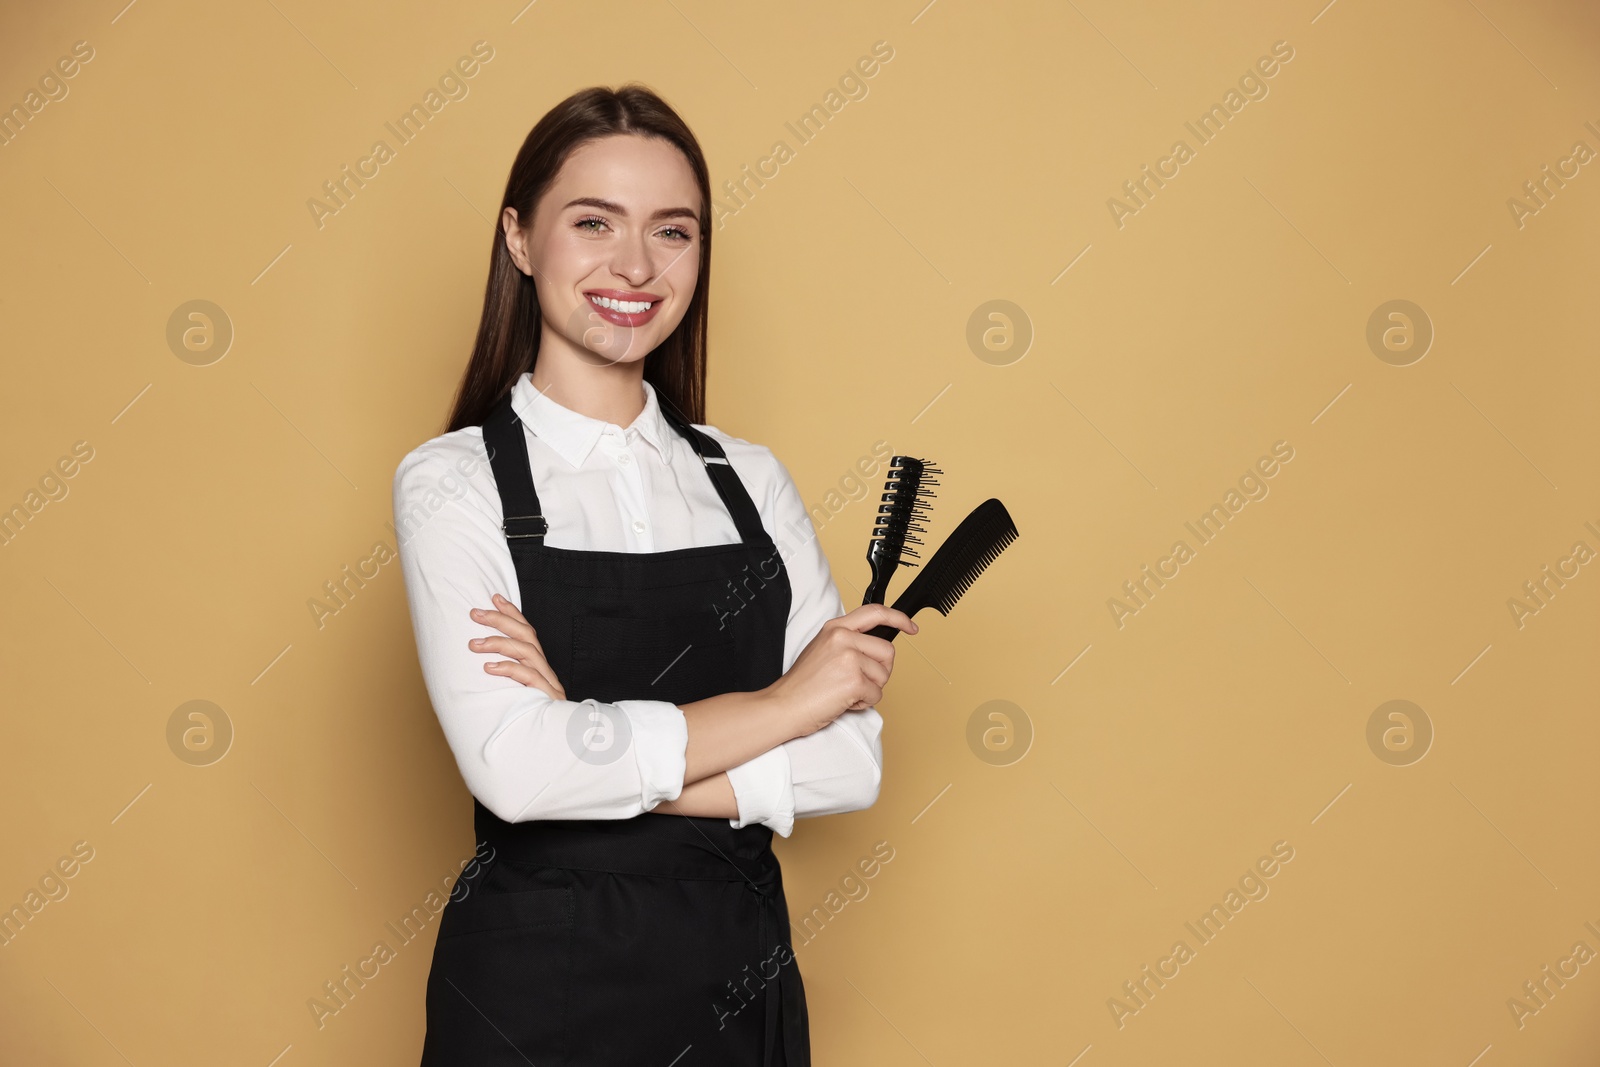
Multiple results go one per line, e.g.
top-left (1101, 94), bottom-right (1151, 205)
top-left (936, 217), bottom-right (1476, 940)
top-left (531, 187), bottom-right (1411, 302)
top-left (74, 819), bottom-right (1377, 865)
top-left (613, 699), bottom-right (688, 811)
top-left (725, 745), bottom-right (795, 838)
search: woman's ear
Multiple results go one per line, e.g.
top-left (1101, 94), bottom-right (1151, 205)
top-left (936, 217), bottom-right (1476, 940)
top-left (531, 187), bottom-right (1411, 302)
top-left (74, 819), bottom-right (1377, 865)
top-left (502, 206), bottom-right (535, 276)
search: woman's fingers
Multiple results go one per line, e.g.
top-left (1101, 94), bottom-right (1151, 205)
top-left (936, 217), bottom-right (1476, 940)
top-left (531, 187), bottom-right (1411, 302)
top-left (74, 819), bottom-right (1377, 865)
top-left (857, 649), bottom-right (891, 689)
top-left (846, 627), bottom-right (897, 676)
top-left (835, 603), bottom-right (919, 637)
top-left (837, 607), bottom-right (900, 705)
top-left (470, 596), bottom-right (546, 655)
top-left (842, 670), bottom-right (885, 712)
top-left (473, 634), bottom-right (561, 694)
top-left (470, 634), bottom-right (543, 664)
top-left (468, 597), bottom-right (563, 698)
top-left (485, 658), bottom-right (565, 699)
top-left (491, 593), bottom-right (532, 628)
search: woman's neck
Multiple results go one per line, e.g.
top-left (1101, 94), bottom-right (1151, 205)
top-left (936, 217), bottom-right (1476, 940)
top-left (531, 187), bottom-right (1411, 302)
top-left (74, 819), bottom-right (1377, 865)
top-left (528, 335), bottom-right (648, 427)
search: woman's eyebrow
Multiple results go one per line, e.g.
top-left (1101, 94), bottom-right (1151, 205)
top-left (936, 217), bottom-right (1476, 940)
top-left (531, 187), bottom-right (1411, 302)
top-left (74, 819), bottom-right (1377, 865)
top-left (563, 196), bottom-right (699, 222)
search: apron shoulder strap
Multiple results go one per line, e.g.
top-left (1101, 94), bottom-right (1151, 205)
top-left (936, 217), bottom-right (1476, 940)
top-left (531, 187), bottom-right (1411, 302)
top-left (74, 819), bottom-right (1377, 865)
top-left (482, 394), bottom-right (549, 542)
top-left (657, 400), bottom-right (772, 548)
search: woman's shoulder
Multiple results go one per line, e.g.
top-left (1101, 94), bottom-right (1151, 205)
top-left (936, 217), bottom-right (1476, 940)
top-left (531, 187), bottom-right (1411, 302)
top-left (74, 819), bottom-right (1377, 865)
top-left (692, 422), bottom-right (787, 474)
top-left (690, 421), bottom-right (799, 508)
top-left (392, 425), bottom-right (492, 498)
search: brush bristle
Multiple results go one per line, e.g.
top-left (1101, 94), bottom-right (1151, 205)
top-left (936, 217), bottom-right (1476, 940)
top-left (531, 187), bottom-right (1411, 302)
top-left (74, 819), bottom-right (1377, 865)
top-left (870, 456), bottom-right (941, 561)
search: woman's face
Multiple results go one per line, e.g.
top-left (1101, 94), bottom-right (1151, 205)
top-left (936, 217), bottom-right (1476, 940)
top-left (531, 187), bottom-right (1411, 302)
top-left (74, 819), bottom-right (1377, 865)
top-left (506, 133), bottom-right (704, 367)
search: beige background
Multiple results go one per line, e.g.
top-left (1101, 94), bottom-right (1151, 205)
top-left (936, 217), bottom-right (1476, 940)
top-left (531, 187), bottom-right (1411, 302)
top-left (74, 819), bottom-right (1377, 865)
top-left (3, 0), bottom-right (1598, 1063)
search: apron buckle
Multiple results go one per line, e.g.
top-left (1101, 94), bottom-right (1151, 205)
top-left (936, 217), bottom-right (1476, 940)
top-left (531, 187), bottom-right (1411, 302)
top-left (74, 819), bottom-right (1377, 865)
top-left (502, 513), bottom-right (549, 539)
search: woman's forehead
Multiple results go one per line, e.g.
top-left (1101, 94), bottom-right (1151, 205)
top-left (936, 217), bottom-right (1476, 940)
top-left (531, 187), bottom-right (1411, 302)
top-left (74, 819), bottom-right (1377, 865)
top-left (548, 135), bottom-right (699, 208)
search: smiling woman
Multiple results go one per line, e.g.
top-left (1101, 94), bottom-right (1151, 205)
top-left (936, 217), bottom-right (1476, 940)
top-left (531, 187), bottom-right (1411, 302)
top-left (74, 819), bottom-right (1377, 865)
top-left (395, 84), bottom-right (916, 1065)
top-left (493, 136), bottom-right (706, 383)
top-left (530, 188), bottom-right (698, 334)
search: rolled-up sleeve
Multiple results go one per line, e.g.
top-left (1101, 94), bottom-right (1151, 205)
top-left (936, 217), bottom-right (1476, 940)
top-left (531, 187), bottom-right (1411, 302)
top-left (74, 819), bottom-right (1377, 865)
top-left (721, 449), bottom-right (886, 838)
top-left (725, 745), bottom-right (795, 835)
top-left (393, 447), bottom-right (688, 822)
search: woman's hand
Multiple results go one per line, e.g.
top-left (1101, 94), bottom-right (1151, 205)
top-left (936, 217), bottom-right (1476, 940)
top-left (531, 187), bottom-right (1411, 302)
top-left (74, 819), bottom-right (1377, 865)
top-left (762, 603), bottom-right (918, 737)
top-left (469, 593), bottom-right (566, 701)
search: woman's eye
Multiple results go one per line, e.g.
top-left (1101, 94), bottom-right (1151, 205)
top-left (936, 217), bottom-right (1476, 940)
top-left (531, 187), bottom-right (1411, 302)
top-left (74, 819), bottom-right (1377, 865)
top-left (659, 226), bottom-right (693, 242)
top-left (575, 216), bottom-right (607, 232)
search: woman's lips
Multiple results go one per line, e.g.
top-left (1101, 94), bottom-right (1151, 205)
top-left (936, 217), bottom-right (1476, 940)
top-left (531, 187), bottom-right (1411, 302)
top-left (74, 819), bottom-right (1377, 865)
top-left (584, 292), bottom-right (662, 328)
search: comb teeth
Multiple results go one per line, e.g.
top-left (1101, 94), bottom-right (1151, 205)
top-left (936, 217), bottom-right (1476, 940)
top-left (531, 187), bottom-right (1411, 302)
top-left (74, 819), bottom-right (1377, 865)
top-left (929, 526), bottom-right (1017, 614)
top-left (898, 498), bottom-right (1017, 618)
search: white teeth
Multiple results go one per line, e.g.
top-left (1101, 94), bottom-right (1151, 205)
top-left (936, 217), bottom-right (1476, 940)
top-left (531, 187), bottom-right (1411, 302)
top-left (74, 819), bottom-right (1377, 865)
top-left (590, 295), bottom-right (653, 314)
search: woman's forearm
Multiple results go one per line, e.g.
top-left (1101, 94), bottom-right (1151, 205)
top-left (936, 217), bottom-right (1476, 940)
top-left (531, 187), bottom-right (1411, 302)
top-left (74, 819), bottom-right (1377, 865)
top-left (677, 689), bottom-right (801, 786)
top-left (649, 770), bottom-right (738, 818)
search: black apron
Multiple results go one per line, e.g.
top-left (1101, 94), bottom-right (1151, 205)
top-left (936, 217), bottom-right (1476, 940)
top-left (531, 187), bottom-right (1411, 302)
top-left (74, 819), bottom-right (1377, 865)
top-left (420, 390), bottom-right (810, 1066)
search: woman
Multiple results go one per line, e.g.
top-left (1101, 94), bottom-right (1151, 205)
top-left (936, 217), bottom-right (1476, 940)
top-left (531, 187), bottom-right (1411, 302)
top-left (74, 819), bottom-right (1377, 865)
top-left (393, 84), bottom-right (916, 1066)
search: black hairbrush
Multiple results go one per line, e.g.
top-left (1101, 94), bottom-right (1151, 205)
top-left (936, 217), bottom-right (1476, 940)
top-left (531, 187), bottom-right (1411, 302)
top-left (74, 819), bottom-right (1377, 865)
top-left (868, 498), bottom-right (1018, 641)
top-left (862, 456), bottom-right (942, 606)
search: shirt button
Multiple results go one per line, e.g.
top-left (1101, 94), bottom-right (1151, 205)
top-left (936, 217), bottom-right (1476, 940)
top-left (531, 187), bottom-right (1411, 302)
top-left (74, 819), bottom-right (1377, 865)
top-left (632, 519), bottom-right (647, 535)
top-left (617, 452), bottom-right (632, 466)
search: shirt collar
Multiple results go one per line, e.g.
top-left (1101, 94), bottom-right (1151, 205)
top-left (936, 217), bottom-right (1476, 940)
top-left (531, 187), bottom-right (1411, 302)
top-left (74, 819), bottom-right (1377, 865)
top-left (509, 373), bottom-right (676, 469)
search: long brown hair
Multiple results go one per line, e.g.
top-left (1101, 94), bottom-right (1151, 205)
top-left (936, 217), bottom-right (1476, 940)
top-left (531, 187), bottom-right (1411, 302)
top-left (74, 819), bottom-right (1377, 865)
top-left (445, 84), bottom-right (712, 433)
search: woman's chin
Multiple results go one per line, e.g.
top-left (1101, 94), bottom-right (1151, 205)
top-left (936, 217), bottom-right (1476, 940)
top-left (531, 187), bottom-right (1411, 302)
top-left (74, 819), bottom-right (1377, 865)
top-left (579, 338), bottom-right (655, 366)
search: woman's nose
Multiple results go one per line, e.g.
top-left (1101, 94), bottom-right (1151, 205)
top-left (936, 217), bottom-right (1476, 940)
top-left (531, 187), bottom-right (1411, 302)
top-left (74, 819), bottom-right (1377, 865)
top-left (612, 236), bottom-right (656, 286)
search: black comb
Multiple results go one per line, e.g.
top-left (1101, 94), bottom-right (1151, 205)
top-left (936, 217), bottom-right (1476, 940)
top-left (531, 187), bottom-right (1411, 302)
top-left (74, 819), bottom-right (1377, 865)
top-left (867, 498), bottom-right (1018, 641)
top-left (863, 456), bottom-right (942, 606)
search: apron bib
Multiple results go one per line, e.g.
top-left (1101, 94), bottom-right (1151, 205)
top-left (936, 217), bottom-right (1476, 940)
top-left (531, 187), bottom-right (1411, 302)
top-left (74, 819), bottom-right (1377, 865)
top-left (420, 391), bottom-right (809, 1066)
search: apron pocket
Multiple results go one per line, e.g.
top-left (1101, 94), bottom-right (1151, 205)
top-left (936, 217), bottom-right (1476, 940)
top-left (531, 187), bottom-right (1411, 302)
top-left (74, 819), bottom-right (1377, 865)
top-left (571, 609), bottom-right (738, 704)
top-left (424, 881), bottom-right (576, 1059)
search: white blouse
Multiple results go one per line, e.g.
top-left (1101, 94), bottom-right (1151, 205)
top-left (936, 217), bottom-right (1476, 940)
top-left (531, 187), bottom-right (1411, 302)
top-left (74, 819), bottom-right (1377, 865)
top-left (392, 372), bottom-right (884, 838)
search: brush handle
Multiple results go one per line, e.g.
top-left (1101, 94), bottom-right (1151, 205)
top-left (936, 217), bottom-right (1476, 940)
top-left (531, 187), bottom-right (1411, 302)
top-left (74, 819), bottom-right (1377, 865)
top-left (862, 545), bottom-right (892, 606)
